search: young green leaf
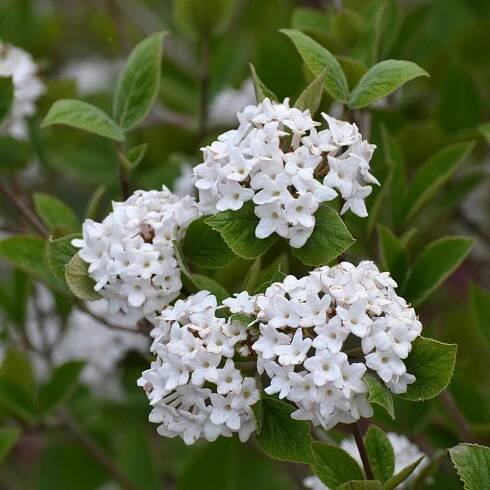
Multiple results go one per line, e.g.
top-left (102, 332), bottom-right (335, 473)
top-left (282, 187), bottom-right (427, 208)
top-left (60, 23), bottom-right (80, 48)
top-left (65, 253), bottom-right (100, 301)
top-left (42, 99), bottom-right (124, 142)
top-left (403, 236), bottom-right (474, 306)
top-left (249, 63), bottom-right (277, 102)
top-left (280, 29), bottom-right (350, 102)
top-left (401, 336), bottom-right (457, 401)
top-left (254, 259), bottom-right (286, 294)
top-left (183, 217), bottom-right (236, 268)
top-left (403, 142), bottom-right (475, 223)
top-left (365, 425), bottom-right (394, 482)
top-left (294, 69), bottom-right (327, 116)
top-left (470, 283), bottom-right (490, 346)
top-left (84, 185), bottom-right (106, 220)
top-left (363, 374), bottom-right (395, 419)
top-left (311, 442), bottom-right (364, 488)
top-left (173, 0), bottom-right (234, 39)
top-left (120, 143), bottom-right (148, 171)
top-left (383, 457), bottom-right (424, 490)
top-left (37, 361), bottom-right (84, 415)
top-left (0, 76), bottom-right (14, 125)
top-left (47, 234), bottom-right (78, 282)
top-left (253, 397), bottom-right (313, 464)
top-left (0, 428), bottom-right (20, 465)
top-left (0, 235), bottom-right (64, 291)
top-left (33, 193), bottom-right (79, 234)
top-left (113, 32), bottom-right (166, 131)
top-left (348, 60), bottom-right (428, 108)
top-left (449, 443), bottom-right (490, 490)
top-left (205, 202), bottom-right (277, 260)
top-left (377, 224), bottom-right (409, 287)
top-left (292, 204), bottom-right (355, 266)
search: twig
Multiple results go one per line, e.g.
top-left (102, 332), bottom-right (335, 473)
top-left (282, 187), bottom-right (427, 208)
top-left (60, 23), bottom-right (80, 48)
top-left (439, 390), bottom-right (473, 442)
top-left (114, 143), bottom-right (130, 200)
top-left (351, 422), bottom-right (374, 480)
top-left (76, 301), bottom-right (148, 337)
top-left (60, 410), bottom-right (138, 490)
top-left (0, 180), bottom-right (48, 237)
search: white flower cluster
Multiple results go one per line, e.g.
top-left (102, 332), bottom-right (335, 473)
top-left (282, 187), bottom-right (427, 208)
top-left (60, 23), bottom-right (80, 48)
top-left (209, 78), bottom-right (255, 126)
top-left (0, 42), bottom-right (44, 139)
top-left (138, 292), bottom-right (259, 445)
top-left (304, 432), bottom-right (428, 489)
top-left (195, 98), bottom-right (377, 247)
top-left (73, 187), bottom-right (199, 324)
top-left (228, 261), bottom-right (422, 430)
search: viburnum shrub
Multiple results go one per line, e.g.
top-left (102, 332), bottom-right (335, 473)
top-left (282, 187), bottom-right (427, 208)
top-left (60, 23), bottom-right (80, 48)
top-left (0, 2), bottom-right (489, 489)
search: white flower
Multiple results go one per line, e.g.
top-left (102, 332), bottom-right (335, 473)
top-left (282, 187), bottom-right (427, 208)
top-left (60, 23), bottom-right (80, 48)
top-left (195, 98), bottom-right (377, 248)
top-left (140, 292), bottom-right (259, 445)
top-left (229, 261), bottom-right (421, 430)
top-left (74, 187), bottom-right (199, 323)
top-left (0, 42), bottom-right (44, 139)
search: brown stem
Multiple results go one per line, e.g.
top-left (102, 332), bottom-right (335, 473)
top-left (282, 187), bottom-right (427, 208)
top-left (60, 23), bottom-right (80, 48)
top-left (0, 180), bottom-right (48, 237)
top-left (351, 422), bottom-right (374, 480)
top-left (60, 410), bottom-right (137, 490)
top-left (76, 301), bottom-right (148, 337)
top-left (198, 37), bottom-right (210, 136)
top-left (439, 390), bottom-right (473, 442)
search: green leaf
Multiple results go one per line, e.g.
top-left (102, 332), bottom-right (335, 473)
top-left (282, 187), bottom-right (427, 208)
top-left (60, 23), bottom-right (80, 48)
top-left (0, 379), bottom-right (37, 422)
top-left (311, 442), bottom-right (363, 488)
top-left (470, 283), bottom-right (490, 346)
top-left (183, 217), bottom-right (236, 268)
top-left (190, 274), bottom-right (229, 302)
top-left (113, 32), bottom-right (166, 131)
top-left (404, 236), bottom-right (474, 306)
top-left (449, 443), bottom-right (490, 490)
top-left (365, 425), bottom-right (394, 482)
top-left (0, 349), bottom-right (35, 396)
top-left (65, 253), bottom-right (100, 301)
top-left (337, 481), bottom-right (383, 490)
top-left (37, 361), bottom-right (84, 415)
top-left (249, 63), bottom-right (277, 102)
top-left (294, 69), bottom-right (327, 116)
top-left (292, 204), bottom-right (355, 266)
top-left (173, 0), bottom-right (234, 39)
top-left (402, 336), bottom-right (457, 401)
top-left (47, 235), bottom-right (78, 282)
top-left (0, 428), bottom-right (20, 464)
top-left (403, 142), bottom-right (475, 223)
top-left (383, 456), bottom-right (424, 490)
top-left (377, 224), bottom-right (408, 287)
top-left (280, 29), bottom-right (350, 102)
top-left (0, 76), bottom-right (14, 125)
top-left (348, 60), bottom-right (428, 108)
top-left (33, 193), bottom-right (79, 234)
top-left (0, 235), bottom-right (64, 291)
top-left (205, 202), bottom-right (277, 260)
top-left (253, 397), bottom-right (313, 464)
top-left (363, 374), bottom-right (394, 419)
top-left (42, 99), bottom-right (124, 141)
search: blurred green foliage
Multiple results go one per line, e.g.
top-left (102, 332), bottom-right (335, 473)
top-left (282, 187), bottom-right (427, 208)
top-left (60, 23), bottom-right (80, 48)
top-left (0, 0), bottom-right (489, 488)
